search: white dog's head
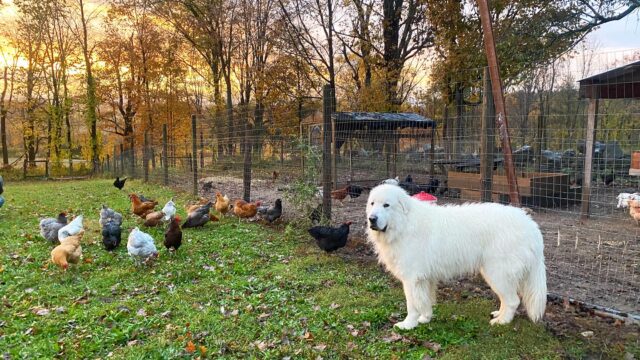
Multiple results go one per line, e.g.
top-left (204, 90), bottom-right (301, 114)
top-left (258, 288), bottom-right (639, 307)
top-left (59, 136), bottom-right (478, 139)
top-left (366, 184), bottom-right (411, 233)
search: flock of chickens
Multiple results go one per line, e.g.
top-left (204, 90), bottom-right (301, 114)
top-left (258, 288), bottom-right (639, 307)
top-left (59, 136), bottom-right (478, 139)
top-left (37, 176), bottom-right (356, 271)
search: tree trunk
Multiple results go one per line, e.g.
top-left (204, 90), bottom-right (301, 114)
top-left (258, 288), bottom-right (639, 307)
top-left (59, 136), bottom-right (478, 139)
top-left (79, 0), bottom-right (99, 172)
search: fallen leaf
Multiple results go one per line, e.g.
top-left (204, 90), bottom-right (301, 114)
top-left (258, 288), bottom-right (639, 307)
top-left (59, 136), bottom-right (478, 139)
top-left (313, 305), bottom-right (321, 311)
top-left (230, 309), bottom-right (239, 316)
top-left (199, 345), bottom-right (207, 355)
top-left (423, 341), bottom-right (441, 353)
top-left (382, 332), bottom-right (403, 343)
top-left (161, 310), bottom-right (171, 318)
top-left (136, 308), bottom-right (147, 317)
top-left (314, 344), bottom-right (327, 351)
top-left (257, 313), bottom-right (271, 321)
top-left (329, 303), bottom-right (340, 310)
top-left (83, 257), bottom-right (93, 264)
top-left (254, 341), bottom-right (269, 351)
top-left (304, 332), bottom-right (314, 341)
top-left (185, 341), bottom-right (196, 353)
top-left (32, 307), bottom-right (50, 316)
top-left (581, 331), bottom-right (594, 338)
top-left (127, 340), bottom-right (138, 347)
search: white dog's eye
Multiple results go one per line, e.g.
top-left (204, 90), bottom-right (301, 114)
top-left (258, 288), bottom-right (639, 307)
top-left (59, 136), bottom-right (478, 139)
top-left (370, 202), bottom-right (374, 206)
top-left (383, 203), bottom-right (389, 208)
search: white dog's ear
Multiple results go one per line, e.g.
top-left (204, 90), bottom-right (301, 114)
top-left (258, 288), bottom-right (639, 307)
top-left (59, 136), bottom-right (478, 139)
top-left (398, 198), bottom-right (409, 214)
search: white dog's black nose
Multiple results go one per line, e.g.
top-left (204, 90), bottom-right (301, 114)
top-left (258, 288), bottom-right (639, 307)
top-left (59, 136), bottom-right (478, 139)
top-left (368, 216), bottom-right (378, 225)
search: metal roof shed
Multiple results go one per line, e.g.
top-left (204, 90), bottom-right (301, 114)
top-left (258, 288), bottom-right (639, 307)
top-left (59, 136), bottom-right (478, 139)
top-left (578, 61), bottom-right (640, 219)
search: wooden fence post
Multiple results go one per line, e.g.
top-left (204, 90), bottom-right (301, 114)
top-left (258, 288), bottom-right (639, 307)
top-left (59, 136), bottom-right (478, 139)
top-left (191, 115), bottom-right (198, 196)
top-left (581, 98), bottom-right (599, 219)
top-left (480, 67), bottom-right (495, 202)
top-left (322, 85), bottom-right (333, 221)
top-left (119, 144), bottom-right (124, 175)
top-left (163, 124), bottom-right (169, 185)
top-left (143, 131), bottom-right (149, 182)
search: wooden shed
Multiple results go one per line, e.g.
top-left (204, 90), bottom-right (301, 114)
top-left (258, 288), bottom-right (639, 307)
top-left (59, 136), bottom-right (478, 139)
top-left (578, 61), bottom-right (640, 219)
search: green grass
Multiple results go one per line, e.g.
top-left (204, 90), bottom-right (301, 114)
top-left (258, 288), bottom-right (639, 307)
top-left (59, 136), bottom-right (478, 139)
top-left (0, 179), bottom-right (636, 359)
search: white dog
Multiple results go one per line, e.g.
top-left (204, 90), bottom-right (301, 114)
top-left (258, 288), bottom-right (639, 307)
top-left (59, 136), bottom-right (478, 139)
top-left (616, 192), bottom-right (640, 208)
top-left (366, 184), bottom-right (547, 329)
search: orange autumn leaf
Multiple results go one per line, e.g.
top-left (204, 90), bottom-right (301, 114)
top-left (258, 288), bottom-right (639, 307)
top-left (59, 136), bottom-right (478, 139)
top-left (199, 345), bottom-right (207, 355)
top-left (185, 341), bottom-right (196, 353)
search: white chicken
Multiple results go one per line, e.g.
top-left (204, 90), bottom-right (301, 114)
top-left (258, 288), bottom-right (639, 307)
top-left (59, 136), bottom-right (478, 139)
top-left (58, 215), bottom-right (84, 239)
top-left (162, 198), bottom-right (176, 221)
top-left (127, 227), bottom-right (159, 265)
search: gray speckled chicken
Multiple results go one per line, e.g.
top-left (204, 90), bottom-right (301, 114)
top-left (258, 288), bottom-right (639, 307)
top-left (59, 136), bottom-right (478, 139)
top-left (99, 205), bottom-right (123, 227)
top-left (39, 213), bottom-right (68, 243)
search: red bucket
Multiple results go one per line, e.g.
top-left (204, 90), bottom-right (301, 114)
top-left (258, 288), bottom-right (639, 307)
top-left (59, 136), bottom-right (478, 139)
top-left (412, 191), bottom-right (437, 204)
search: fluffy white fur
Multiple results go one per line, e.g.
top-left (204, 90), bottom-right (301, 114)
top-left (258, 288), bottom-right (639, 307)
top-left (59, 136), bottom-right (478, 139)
top-left (617, 192), bottom-right (640, 208)
top-left (366, 184), bottom-right (547, 330)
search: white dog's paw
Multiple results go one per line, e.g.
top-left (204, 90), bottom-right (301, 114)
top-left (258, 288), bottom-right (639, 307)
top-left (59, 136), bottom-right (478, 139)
top-left (394, 319), bottom-right (418, 330)
top-left (491, 310), bottom-right (500, 318)
top-left (489, 316), bottom-right (512, 326)
top-left (418, 314), bottom-right (432, 323)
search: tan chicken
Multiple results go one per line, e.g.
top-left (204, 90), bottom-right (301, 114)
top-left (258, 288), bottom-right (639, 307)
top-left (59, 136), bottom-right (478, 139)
top-left (143, 211), bottom-right (165, 227)
top-left (129, 194), bottom-right (158, 218)
top-left (51, 230), bottom-right (84, 270)
top-left (215, 192), bottom-right (231, 216)
top-left (233, 199), bottom-right (261, 220)
top-left (629, 200), bottom-right (640, 225)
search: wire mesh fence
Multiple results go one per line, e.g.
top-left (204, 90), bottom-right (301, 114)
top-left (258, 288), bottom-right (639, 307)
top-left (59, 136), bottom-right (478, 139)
top-left (5, 49), bottom-right (640, 317)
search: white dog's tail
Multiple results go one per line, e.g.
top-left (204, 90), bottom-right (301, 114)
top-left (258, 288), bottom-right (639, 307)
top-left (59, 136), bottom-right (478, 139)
top-left (522, 258), bottom-right (547, 322)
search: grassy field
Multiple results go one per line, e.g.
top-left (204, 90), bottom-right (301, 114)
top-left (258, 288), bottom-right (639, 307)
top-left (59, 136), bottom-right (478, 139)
top-left (0, 179), bottom-right (637, 359)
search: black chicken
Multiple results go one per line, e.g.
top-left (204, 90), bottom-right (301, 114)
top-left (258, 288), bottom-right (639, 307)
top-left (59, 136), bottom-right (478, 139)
top-left (0, 175), bottom-right (4, 195)
top-left (346, 185), bottom-right (365, 199)
top-left (601, 173), bottom-right (614, 186)
top-left (405, 174), bottom-right (413, 183)
top-left (113, 177), bottom-right (127, 190)
top-left (164, 216), bottom-right (183, 251)
top-left (261, 199), bottom-right (283, 223)
top-left (182, 202), bottom-right (213, 228)
top-left (399, 181), bottom-right (419, 195)
top-left (102, 222), bottom-right (122, 251)
top-left (425, 178), bottom-right (440, 194)
top-left (308, 222), bottom-right (352, 253)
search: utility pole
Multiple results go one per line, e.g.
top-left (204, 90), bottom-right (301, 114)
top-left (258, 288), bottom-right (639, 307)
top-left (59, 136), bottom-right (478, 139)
top-left (477, 0), bottom-right (521, 206)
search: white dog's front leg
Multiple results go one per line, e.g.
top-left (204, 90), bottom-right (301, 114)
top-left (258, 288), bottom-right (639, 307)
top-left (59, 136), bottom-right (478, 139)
top-left (395, 282), bottom-right (420, 330)
top-left (395, 280), bottom-right (433, 330)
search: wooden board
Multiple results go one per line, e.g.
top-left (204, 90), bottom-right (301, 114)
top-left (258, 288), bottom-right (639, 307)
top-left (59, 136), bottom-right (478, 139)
top-left (449, 171), bottom-right (569, 203)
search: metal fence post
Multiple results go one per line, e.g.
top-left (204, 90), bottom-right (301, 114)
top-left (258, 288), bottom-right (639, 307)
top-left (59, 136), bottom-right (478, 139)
top-left (191, 115), bottom-right (198, 196)
top-left (200, 130), bottom-right (204, 168)
top-left (143, 131), bottom-right (149, 182)
top-left (162, 124), bottom-right (168, 185)
top-left (322, 85), bottom-right (333, 221)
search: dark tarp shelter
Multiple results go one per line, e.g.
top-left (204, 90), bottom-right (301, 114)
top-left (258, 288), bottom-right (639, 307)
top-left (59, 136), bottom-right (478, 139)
top-left (578, 61), bottom-right (640, 219)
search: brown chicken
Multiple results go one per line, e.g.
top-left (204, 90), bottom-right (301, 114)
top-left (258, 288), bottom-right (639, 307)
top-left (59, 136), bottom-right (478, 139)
top-left (144, 211), bottom-right (164, 227)
top-left (272, 171), bottom-right (279, 181)
top-left (629, 200), bottom-right (640, 225)
top-left (215, 192), bottom-right (231, 216)
top-left (51, 229), bottom-right (84, 270)
top-left (164, 216), bottom-right (183, 251)
top-left (331, 187), bottom-right (349, 202)
top-left (233, 199), bottom-right (261, 219)
top-left (129, 194), bottom-right (158, 218)
top-left (186, 197), bottom-right (210, 215)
